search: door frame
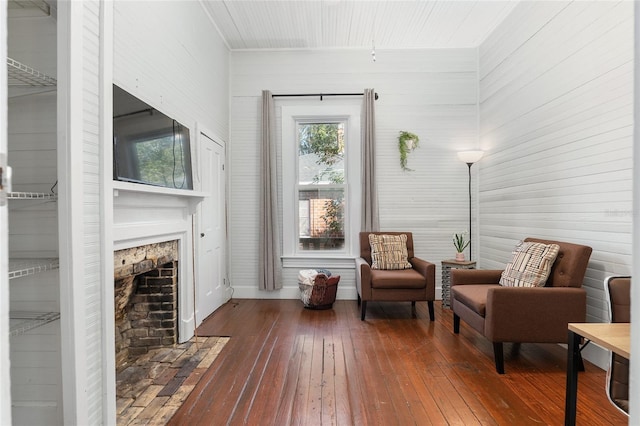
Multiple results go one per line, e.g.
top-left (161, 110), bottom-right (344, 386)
top-left (194, 123), bottom-right (229, 325)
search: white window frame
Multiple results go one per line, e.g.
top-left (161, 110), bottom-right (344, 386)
top-left (281, 104), bottom-right (361, 266)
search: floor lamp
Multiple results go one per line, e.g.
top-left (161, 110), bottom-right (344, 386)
top-left (457, 150), bottom-right (484, 261)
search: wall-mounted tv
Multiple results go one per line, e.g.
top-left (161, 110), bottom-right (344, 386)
top-left (113, 85), bottom-right (193, 190)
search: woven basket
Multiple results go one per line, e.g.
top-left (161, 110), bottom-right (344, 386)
top-left (299, 273), bottom-right (340, 310)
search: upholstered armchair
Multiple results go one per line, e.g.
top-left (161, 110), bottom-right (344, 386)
top-left (355, 232), bottom-right (435, 321)
top-left (451, 237), bottom-right (592, 374)
top-left (605, 275), bottom-right (631, 415)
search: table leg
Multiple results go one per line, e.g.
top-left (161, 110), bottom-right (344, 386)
top-left (565, 330), bottom-right (581, 426)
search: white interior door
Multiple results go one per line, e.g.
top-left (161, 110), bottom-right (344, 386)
top-left (196, 131), bottom-right (226, 323)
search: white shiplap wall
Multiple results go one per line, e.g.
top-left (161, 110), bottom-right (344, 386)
top-left (108, 0), bottom-right (229, 422)
top-left (630, 3), bottom-right (640, 421)
top-left (229, 49), bottom-right (479, 299)
top-left (81, 2), bottom-right (103, 423)
top-left (478, 1), bottom-right (634, 368)
top-left (113, 1), bottom-right (229, 138)
top-left (7, 13), bottom-right (62, 425)
top-left (57, 0), bottom-right (106, 423)
top-left (112, 0), bottom-right (230, 333)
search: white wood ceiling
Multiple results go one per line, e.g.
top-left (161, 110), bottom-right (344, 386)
top-left (202, 0), bottom-right (519, 50)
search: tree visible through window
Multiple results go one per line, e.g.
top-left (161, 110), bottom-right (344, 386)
top-left (134, 133), bottom-right (190, 188)
top-left (297, 122), bottom-right (346, 251)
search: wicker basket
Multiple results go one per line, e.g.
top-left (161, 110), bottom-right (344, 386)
top-left (299, 273), bottom-right (340, 310)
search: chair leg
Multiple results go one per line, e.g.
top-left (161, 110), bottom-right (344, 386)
top-left (360, 300), bottom-right (367, 321)
top-left (427, 301), bottom-right (435, 321)
top-left (453, 314), bottom-right (460, 333)
top-left (357, 294), bottom-right (361, 306)
top-left (493, 342), bottom-right (505, 374)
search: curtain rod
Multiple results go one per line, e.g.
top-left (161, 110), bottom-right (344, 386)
top-left (272, 92), bottom-right (379, 101)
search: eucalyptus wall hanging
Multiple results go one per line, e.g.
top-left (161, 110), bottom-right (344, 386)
top-left (398, 131), bottom-right (420, 171)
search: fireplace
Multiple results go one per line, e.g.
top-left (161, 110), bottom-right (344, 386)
top-left (114, 240), bottom-right (179, 371)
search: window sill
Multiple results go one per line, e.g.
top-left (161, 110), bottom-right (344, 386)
top-left (281, 256), bottom-right (357, 269)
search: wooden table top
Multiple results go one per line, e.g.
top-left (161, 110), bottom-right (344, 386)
top-left (568, 323), bottom-right (630, 359)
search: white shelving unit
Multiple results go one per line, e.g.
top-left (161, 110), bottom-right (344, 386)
top-left (7, 195), bottom-right (60, 337)
top-left (6, 25), bottom-right (63, 420)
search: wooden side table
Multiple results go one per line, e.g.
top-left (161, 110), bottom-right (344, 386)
top-left (441, 259), bottom-right (476, 308)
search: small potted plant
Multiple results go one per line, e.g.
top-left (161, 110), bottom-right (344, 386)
top-left (453, 232), bottom-right (470, 261)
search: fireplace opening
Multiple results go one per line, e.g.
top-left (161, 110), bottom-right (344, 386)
top-left (114, 241), bottom-right (179, 372)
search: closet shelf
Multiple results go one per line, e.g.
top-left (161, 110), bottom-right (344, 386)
top-left (7, 57), bottom-right (56, 87)
top-left (8, 0), bottom-right (51, 17)
top-left (9, 311), bottom-right (60, 336)
top-left (8, 191), bottom-right (57, 200)
top-left (9, 258), bottom-right (59, 279)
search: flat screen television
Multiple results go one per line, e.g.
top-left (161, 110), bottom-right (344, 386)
top-left (113, 85), bottom-right (193, 190)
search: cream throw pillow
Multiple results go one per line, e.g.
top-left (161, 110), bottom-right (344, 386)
top-left (499, 241), bottom-right (560, 287)
top-left (369, 234), bottom-right (412, 270)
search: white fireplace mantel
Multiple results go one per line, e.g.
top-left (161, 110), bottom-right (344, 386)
top-left (112, 181), bottom-right (207, 343)
top-left (113, 181), bottom-right (207, 215)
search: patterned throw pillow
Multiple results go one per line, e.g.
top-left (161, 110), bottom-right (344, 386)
top-left (369, 234), bottom-right (412, 270)
top-left (499, 241), bottom-right (560, 287)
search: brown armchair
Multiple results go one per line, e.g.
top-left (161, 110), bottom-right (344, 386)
top-left (451, 237), bottom-right (592, 373)
top-left (356, 232), bottom-right (436, 321)
top-left (605, 275), bottom-right (630, 415)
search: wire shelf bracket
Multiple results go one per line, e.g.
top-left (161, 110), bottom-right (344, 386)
top-left (7, 57), bottom-right (57, 88)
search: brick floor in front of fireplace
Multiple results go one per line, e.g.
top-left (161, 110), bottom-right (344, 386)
top-left (116, 335), bottom-right (229, 425)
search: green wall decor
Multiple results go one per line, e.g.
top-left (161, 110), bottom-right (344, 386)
top-left (398, 131), bottom-right (420, 171)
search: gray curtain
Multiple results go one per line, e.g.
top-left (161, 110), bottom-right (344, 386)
top-left (259, 90), bottom-right (282, 290)
top-left (361, 88), bottom-right (379, 231)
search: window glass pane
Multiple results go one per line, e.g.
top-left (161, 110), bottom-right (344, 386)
top-left (299, 200), bottom-right (310, 237)
top-left (298, 188), bottom-right (345, 251)
top-left (298, 123), bottom-right (345, 185)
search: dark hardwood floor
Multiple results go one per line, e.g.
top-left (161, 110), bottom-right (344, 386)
top-left (168, 299), bottom-right (626, 425)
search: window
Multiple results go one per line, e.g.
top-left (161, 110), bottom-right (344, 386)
top-left (297, 122), bottom-right (346, 251)
top-left (282, 105), bottom-right (361, 260)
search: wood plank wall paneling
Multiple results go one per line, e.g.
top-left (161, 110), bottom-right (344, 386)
top-left (230, 49), bottom-right (480, 298)
top-left (82, 1), bottom-right (103, 423)
top-left (6, 12), bottom-right (63, 425)
top-left (113, 1), bottom-right (229, 139)
top-left (228, 96), bottom-right (261, 293)
top-left (478, 1), bottom-right (634, 368)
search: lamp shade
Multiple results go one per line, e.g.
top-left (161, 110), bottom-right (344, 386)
top-left (457, 150), bottom-right (484, 164)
